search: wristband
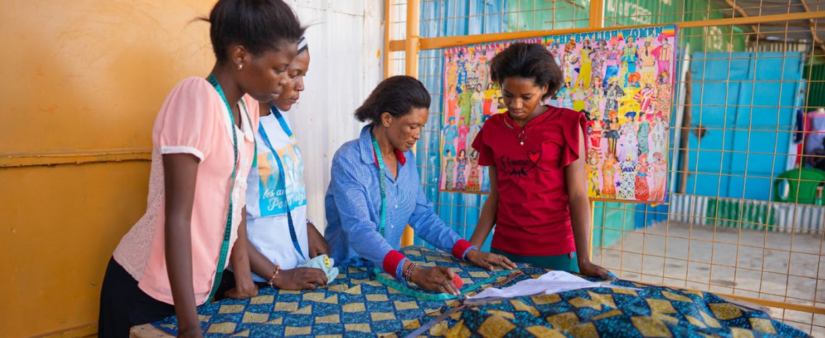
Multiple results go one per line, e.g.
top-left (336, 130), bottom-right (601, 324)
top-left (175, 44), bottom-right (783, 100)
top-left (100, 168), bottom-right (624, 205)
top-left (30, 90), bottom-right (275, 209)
top-left (404, 262), bottom-right (417, 282)
top-left (267, 265), bottom-right (281, 289)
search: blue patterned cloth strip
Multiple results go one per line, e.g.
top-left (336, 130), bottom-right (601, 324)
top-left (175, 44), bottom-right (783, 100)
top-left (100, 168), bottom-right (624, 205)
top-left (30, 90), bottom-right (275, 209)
top-left (152, 246), bottom-right (526, 337)
top-left (152, 246), bottom-right (809, 338)
top-left (390, 282), bottom-right (810, 338)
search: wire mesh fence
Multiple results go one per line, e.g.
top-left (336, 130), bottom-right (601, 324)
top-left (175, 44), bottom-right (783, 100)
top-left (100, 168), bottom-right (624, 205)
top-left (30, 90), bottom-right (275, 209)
top-left (387, 0), bottom-right (825, 335)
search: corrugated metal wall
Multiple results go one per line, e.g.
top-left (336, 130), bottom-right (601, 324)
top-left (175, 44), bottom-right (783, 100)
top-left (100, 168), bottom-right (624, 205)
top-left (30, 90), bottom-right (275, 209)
top-left (287, 1), bottom-right (383, 226)
top-left (669, 194), bottom-right (825, 234)
top-left (683, 51), bottom-right (805, 201)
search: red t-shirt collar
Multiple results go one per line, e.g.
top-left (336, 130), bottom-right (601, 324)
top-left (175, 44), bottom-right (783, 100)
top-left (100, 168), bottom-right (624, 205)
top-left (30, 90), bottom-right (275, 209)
top-left (502, 106), bottom-right (554, 129)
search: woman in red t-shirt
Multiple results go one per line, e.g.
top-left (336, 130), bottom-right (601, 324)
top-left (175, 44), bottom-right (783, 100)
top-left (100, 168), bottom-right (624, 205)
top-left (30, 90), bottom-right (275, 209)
top-left (470, 43), bottom-right (610, 278)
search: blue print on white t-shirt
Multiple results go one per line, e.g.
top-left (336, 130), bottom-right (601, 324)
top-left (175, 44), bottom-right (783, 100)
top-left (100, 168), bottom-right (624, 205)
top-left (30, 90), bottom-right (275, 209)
top-left (257, 143), bottom-right (307, 216)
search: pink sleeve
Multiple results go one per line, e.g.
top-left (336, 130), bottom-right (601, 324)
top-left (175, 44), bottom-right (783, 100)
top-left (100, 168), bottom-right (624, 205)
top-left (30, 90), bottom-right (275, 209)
top-left (154, 78), bottom-right (219, 162)
top-left (561, 109), bottom-right (587, 167)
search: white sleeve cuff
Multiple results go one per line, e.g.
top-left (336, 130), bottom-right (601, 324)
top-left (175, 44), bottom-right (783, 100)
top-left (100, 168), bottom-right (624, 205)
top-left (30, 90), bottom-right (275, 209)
top-left (160, 146), bottom-right (204, 162)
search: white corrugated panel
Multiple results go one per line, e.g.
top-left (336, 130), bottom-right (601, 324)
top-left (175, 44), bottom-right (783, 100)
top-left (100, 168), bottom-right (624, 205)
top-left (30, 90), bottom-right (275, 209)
top-left (775, 203), bottom-right (825, 234)
top-left (669, 194), bottom-right (825, 234)
top-left (286, 0), bottom-right (384, 231)
top-left (670, 194), bottom-right (709, 224)
top-left (746, 41), bottom-right (809, 53)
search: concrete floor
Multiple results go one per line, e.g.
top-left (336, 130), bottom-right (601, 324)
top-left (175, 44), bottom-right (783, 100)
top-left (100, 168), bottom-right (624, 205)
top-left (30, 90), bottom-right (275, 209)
top-left (592, 221), bottom-right (825, 336)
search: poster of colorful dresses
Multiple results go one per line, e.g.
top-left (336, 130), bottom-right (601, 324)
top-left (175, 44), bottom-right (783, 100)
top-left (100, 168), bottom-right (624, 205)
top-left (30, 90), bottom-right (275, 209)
top-left (438, 25), bottom-right (676, 203)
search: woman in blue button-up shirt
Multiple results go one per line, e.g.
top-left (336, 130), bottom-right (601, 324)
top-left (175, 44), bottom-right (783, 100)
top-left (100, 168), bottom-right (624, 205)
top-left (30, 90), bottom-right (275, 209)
top-left (325, 76), bottom-right (516, 294)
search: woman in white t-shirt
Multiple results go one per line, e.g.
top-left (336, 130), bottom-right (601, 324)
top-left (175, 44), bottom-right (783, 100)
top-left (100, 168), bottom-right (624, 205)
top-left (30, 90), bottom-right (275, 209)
top-left (218, 37), bottom-right (330, 292)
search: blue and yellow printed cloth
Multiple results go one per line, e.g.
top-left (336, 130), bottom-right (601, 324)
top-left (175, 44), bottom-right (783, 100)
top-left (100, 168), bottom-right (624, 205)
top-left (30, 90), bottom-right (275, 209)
top-left (152, 246), bottom-right (809, 337)
top-left (391, 279), bottom-right (809, 338)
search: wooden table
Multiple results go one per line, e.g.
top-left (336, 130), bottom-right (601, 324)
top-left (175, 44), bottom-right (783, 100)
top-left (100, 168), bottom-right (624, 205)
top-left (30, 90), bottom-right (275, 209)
top-left (130, 324), bottom-right (173, 338)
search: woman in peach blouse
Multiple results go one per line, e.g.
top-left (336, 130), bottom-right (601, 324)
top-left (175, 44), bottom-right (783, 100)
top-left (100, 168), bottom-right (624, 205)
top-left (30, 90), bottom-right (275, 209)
top-left (97, 1), bottom-right (305, 337)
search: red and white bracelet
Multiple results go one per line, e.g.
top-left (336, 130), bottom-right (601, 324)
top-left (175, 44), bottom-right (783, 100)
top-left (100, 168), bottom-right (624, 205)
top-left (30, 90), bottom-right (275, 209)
top-left (404, 262), bottom-right (418, 282)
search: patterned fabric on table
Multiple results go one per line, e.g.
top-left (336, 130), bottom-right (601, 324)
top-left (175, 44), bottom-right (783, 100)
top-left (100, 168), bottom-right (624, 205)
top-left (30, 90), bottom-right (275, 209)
top-left (151, 246), bottom-right (523, 337)
top-left (153, 245), bottom-right (809, 338)
top-left (390, 280), bottom-right (810, 338)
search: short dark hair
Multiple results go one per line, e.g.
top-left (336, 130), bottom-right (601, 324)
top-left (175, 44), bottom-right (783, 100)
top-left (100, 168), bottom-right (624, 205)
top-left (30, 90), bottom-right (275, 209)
top-left (355, 76), bottom-right (431, 125)
top-left (202, 0), bottom-right (305, 64)
top-left (489, 42), bottom-right (563, 100)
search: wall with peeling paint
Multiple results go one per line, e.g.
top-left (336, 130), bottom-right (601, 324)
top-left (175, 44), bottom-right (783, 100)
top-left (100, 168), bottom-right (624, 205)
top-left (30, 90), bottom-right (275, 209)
top-left (0, 0), bottom-right (383, 336)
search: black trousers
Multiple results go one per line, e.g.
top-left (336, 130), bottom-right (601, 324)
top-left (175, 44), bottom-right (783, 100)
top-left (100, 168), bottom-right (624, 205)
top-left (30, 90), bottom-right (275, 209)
top-left (98, 257), bottom-right (175, 338)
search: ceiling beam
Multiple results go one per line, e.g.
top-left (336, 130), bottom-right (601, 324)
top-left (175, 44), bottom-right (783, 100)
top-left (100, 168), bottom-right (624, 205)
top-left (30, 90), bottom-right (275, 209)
top-left (798, 0), bottom-right (825, 53)
top-left (388, 11), bottom-right (825, 51)
top-left (723, 0), bottom-right (765, 39)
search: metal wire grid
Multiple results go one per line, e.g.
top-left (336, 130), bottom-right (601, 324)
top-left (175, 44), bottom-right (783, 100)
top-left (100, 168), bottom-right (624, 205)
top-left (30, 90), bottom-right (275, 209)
top-left (388, 0), bottom-right (408, 76)
top-left (386, 0), bottom-right (825, 335)
top-left (603, 0), bottom-right (825, 27)
top-left (592, 22), bottom-right (825, 335)
top-left (417, 0), bottom-right (590, 37)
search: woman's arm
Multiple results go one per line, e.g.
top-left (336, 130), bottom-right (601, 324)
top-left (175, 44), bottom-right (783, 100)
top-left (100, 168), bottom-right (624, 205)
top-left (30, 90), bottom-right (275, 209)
top-left (565, 127), bottom-right (610, 279)
top-left (469, 166), bottom-right (498, 248)
top-left (246, 242), bottom-right (278, 283)
top-left (330, 155), bottom-right (398, 267)
top-left (407, 181), bottom-right (467, 254)
top-left (245, 239), bottom-right (327, 290)
top-left (224, 208), bottom-right (258, 299)
top-left (332, 153), bottom-right (475, 292)
top-left (307, 221), bottom-right (330, 258)
top-left (162, 153), bottom-right (204, 338)
top-left (408, 166), bottom-right (515, 271)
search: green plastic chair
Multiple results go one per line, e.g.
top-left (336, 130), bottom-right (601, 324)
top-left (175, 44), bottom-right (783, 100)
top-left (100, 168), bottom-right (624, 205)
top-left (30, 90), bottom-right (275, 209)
top-left (773, 167), bottom-right (825, 205)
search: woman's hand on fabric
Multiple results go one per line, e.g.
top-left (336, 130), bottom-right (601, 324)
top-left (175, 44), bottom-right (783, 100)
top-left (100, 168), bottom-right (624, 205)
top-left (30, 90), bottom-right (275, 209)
top-left (410, 266), bottom-right (460, 296)
top-left (275, 267), bottom-right (328, 290)
top-left (224, 282), bottom-right (259, 300)
top-left (307, 222), bottom-right (329, 258)
top-left (465, 249), bottom-right (517, 271)
top-left (578, 260), bottom-right (612, 279)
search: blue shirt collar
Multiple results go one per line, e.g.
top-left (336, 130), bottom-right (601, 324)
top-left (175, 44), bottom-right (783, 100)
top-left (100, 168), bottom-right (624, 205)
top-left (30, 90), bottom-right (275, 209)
top-left (358, 125), bottom-right (408, 168)
top-left (359, 125), bottom-right (376, 166)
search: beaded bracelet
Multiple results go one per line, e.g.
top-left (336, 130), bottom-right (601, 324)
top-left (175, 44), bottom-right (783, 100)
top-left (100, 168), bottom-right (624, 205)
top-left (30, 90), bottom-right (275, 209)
top-left (404, 262), bottom-right (417, 282)
top-left (267, 265), bottom-right (281, 289)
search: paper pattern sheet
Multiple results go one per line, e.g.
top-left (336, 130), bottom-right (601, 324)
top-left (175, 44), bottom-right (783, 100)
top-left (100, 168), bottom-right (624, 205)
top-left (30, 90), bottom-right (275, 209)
top-left (466, 271), bottom-right (639, 304)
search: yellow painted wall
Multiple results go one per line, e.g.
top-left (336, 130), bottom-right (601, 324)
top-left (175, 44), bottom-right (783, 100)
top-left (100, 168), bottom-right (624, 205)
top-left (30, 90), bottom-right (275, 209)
top-left (0, 1), bottom-right (217, 336)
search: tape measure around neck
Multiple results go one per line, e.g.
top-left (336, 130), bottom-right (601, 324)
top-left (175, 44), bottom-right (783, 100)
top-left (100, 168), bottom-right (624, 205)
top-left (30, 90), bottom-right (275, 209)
top-left (369, 129), bottom-right (388, 237)
top-left (204, 73), bottom-right (246, 303)
top-left (257, 107), bottom-right (305, 260)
